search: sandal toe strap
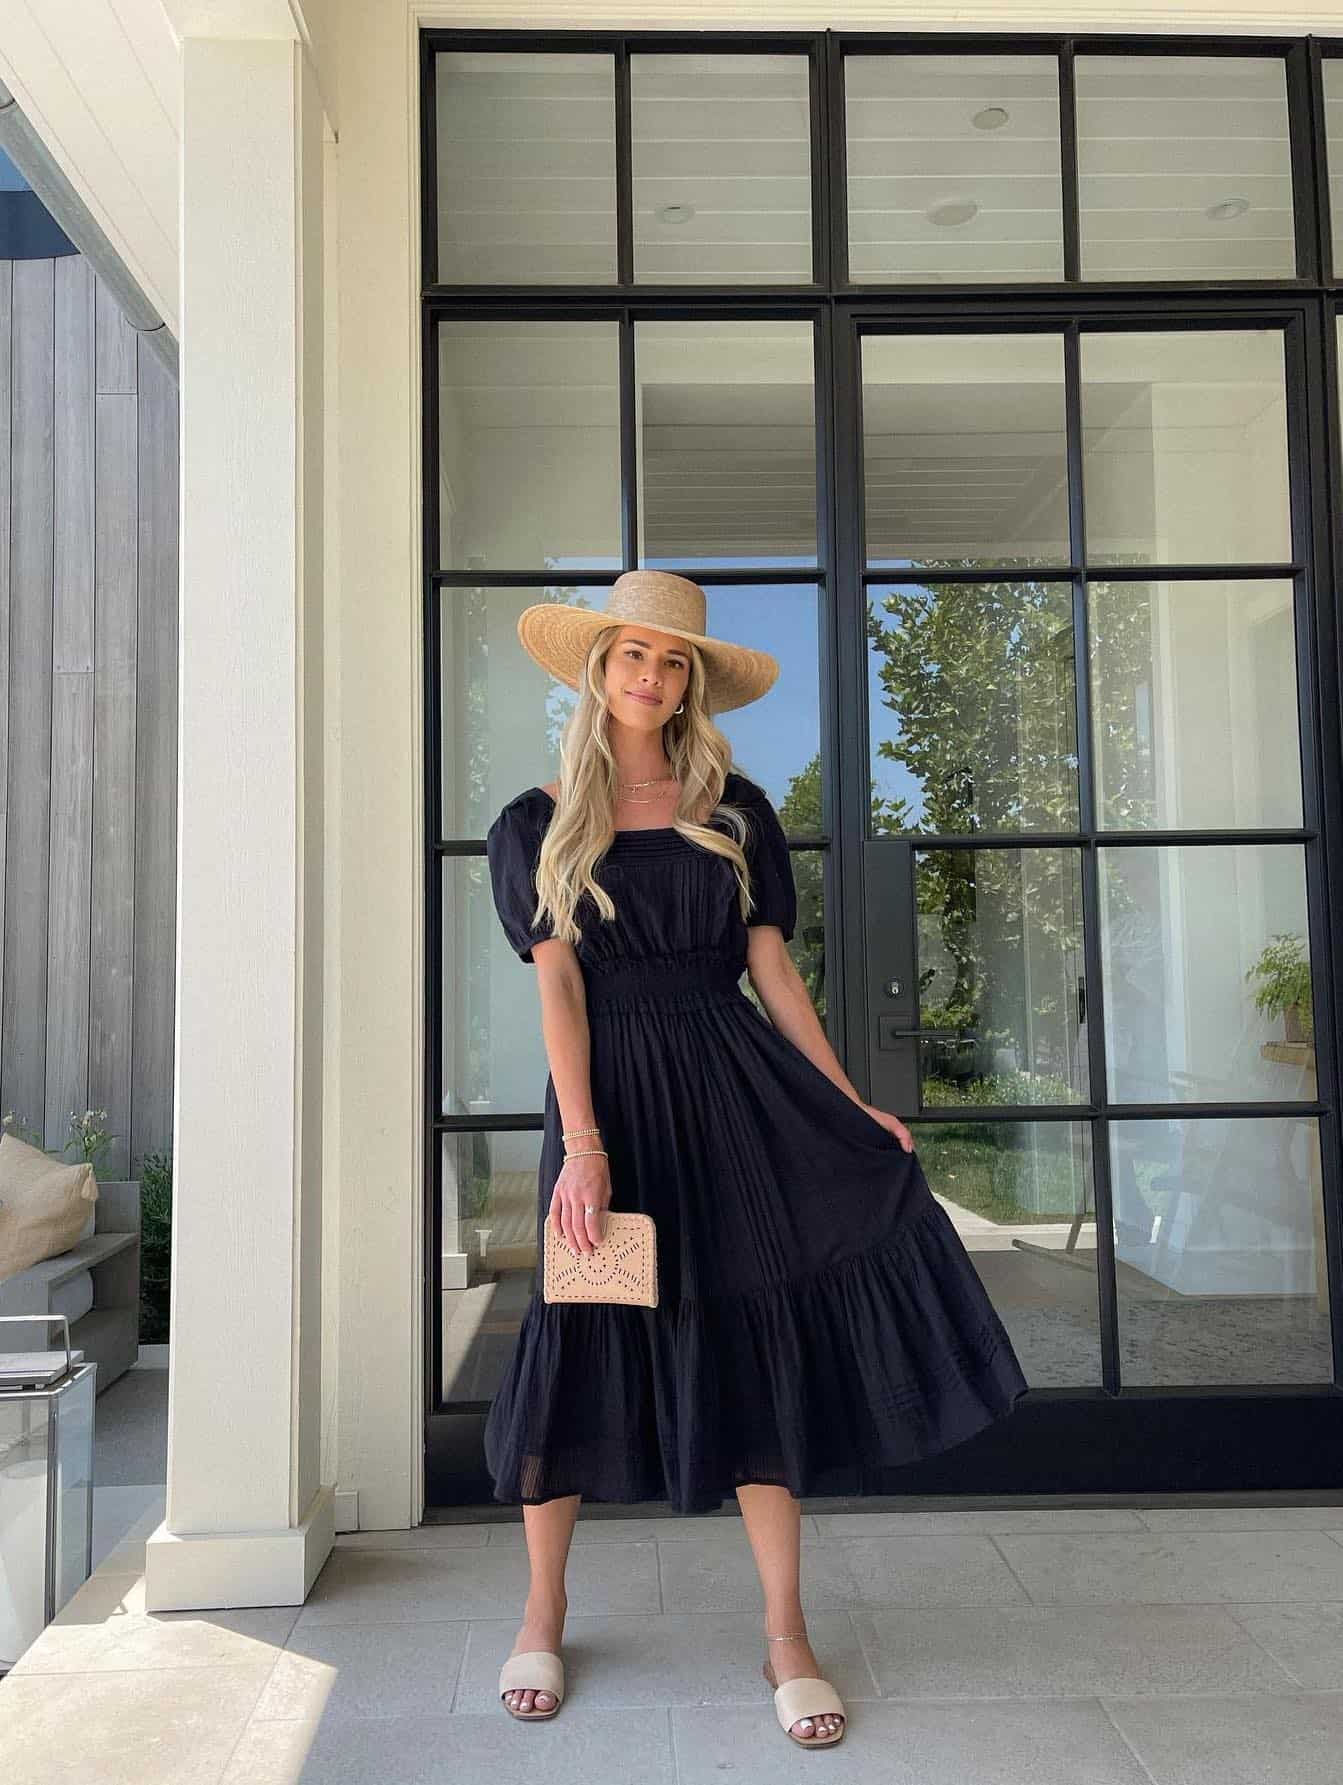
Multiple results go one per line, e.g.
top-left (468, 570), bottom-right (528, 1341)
top-left (498, 1649), bottom-right (565, 1700)
top-left (772, 1675), bottom-right (845, 1729)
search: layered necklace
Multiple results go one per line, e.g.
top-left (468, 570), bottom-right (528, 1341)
top-left (617, 772), bottom-right (680, 806)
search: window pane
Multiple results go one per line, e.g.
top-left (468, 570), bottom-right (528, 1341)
top-left (434, 52), bottom-right (616, 284)
top-left (741, 846), bottom-right (829, 1026)
top-left (443, 832), bottom-right (829, 1124)
top-left (916, 849), bottom-right (1088, 1106)
top-left (862, 333), bottom-right (1069, 568)
top-left (437, 321), bottom-right (622, 571)
top-left (1090, 579), bottom-right (1301, 830)
top-left (1081, 330), bottom-right (1290, 569)
top-left (845, 55), bottom-right (1063, 284)
top-left (703, 589), bottom-right (822, 809)
top-left (913, 1120), bottom-right (1099, 1386)
top-left (1325, 60), bottom-right (1343, 274)
top-left (1111, 1117), bottom-right (1332, 1385)
top-left (440, 1130), bottom-right (542, 1401)
top-left (439, 583), bottom-right (614, 837)
top-left (442, 855), bottom-right (550, 1118)
top-left (635, 320), bottom-right (816, 567)
top-left (1099, 844), bottom-right (1313, 1104)
top-left (439, 583), bottom-right (822, 837)
top-left (789, 847), bottom-right (827, 1021)
top-left (869, 581), bottom-right (1079, 835)
top-left (632, 53), bottom-right (812, 284)
top-left (1076, 55), bottom-right (1295, 281)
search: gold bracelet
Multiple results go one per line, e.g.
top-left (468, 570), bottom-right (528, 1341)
top-left (562, 1125), bottom-right (601, 1140)
top-left (564, 1147), bottom-right (608, 1159)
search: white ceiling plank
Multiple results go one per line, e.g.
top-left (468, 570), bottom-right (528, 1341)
top-left (417, 2), bottom-right (1343, 29)
top-left (0, 0), bottom-right (180, 332)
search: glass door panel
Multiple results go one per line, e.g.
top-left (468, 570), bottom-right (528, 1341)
top-left (858, 311), bottom-right (1332, 1424)
top-left (862, 332), bottom-right (1069, 568)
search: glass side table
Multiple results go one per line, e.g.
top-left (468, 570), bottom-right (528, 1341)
top-left (0, 1315), bottom-right (96, 1673)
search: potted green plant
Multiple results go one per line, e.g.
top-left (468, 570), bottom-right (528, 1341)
top-left (138, 1150), bottom-right (172, 1344)
top-left (1246, 932), bottom-right (1314, 1045)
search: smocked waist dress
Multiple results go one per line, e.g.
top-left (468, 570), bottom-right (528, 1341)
top-left (482, 769), bottom-right (1028, 1513)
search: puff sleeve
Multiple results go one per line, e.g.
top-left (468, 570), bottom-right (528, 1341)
top-left (740, 781), bottom-right (797, 943)
top-left (485, 794), bottom-right (557, 964)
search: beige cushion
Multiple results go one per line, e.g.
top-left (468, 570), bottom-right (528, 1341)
top-left (0, 1133), bottom-right (99, 1286)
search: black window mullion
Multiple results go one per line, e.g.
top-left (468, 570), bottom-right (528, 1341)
top-left (836, 310), bottom-right (871, 1085)
top-left (423, 302), bottom-right (445, 1412)
top-left (809, 34), bottom-right (831, 290)
top-left (420, 35), bottom-right (439, 287)
top-left (614, 44), bottom-right (633, 288)
top-left (814, 301), bottom-right (847, 1055)
top-left (1298, 295), bottom-right (1343, 1385)
top-left (1289, 38), bottom-right (1325, 284)
top-left (619, 311), bottom-right (637, 569)
top-left (1065, 318), bottom-right (1122, 1397)
top-left (825, 32), bottom-right (850, 290)
top-left (1059, 41), bottom-right (1081, 286)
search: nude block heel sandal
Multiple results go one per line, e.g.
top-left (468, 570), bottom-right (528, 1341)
top-left (763, 1631), bottom-right (847, 1748)
top-left (498, 1648), bottom-right (565, 1720)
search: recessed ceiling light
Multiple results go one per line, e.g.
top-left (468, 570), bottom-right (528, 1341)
top-left (972, 106), bottom-right (1010, 130)
top-left (1206, 197), bottom-right (1250, 222)
top-left (928, 198), bottom-right (979, 228)
top-left (656, 203), bottom-right (694, 225)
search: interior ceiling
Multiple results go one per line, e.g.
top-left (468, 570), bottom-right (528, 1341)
top-left (441, 313), bottom-right (1283, 562)
top-left (435, 49), bottom-right (1299, 287)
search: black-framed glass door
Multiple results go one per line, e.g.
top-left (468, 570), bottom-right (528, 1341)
top-left (836, 300), bottom-right (1343, 1491)
top-left (422, 28), bottom-right (1343, 1510)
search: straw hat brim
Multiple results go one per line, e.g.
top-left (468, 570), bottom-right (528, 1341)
top-left (517, 602), bottom-right (779, 715)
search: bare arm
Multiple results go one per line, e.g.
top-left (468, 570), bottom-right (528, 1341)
top-left (745, 926), bottom-right (913, 1152)
top-left (533, 936), bottom-right (614, 1252)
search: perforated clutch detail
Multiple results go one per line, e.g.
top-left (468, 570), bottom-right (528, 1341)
top-left (542, 1209), bottom-right (658, 1307)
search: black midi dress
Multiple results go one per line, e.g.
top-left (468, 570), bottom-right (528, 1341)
top-left (482, 770), bottom-right (1028, 1514)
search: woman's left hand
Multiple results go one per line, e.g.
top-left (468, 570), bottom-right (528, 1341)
top-left (862, 1104), bottom-right (915, 1152)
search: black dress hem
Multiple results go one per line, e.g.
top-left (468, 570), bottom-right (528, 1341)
top-left (483, 1188), bottom-right (1031, 1517)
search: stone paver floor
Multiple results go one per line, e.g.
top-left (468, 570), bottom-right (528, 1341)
top-left (6, 1494), bottom-right (1343, 1782)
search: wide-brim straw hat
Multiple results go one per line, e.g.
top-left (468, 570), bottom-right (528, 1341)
top-left (517, 571), bottom-right (780, 716)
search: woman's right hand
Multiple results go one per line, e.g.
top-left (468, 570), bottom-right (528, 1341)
top-left (550, 1149), bottom-right (612, 1255)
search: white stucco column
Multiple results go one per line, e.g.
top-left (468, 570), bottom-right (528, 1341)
top-left (143, 31), bottom-right (334, 1611)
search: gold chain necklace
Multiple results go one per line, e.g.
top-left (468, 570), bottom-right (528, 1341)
top-left (617, 772), bottom-right (679, 805)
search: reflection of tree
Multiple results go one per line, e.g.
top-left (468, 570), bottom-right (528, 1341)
top-left (865, 567), bottom-right (1150, 1100)
top-left (867, 572), bottom-right (1079, 835)
top-left (775, 756), bottom-right (827, 1019)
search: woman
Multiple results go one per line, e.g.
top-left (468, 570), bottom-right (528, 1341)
top-left (484, 570), bottom-right (1028, 1747)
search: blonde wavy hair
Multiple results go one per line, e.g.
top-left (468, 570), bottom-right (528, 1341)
top-left (529, 624), bottom-right (761, 948)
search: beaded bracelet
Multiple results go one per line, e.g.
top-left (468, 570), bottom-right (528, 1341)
top-left (564, 1147), bottom-right (608, 1160)
top-left (562, 1125), bottom-right (601, 1141)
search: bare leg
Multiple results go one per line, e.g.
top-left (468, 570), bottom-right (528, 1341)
top-left (502, 1493), bottom-right (579, 1714)
top-left (735, 1483), bottom-right (845, 1741)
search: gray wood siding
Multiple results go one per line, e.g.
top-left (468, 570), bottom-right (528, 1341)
top-left (1, 252), bottom-right (178, 1179)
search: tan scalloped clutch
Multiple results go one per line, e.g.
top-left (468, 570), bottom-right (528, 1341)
top-left (542, 1210), bottom-right (658, 1306)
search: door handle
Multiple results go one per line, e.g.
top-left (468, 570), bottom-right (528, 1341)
top-left (877, 1017), bottom-right (962, 1049)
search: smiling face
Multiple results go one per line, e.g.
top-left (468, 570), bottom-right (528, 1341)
top-left (602, 624), bottom-right (693, 729)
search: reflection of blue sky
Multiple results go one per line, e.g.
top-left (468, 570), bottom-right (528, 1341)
top-left (550, 563), bottom-right (821, 810)
top-left (0, 149), bottom-right (31, 191)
